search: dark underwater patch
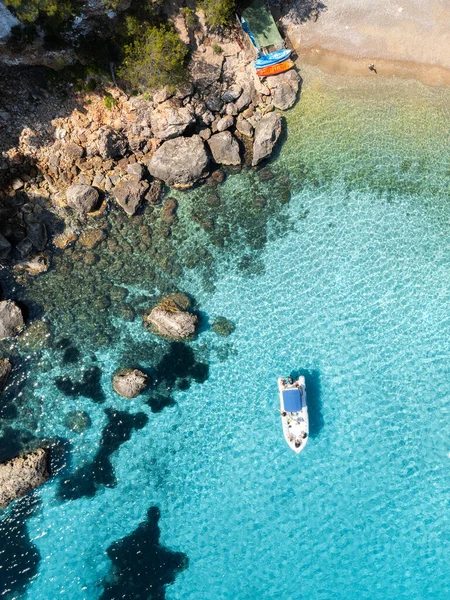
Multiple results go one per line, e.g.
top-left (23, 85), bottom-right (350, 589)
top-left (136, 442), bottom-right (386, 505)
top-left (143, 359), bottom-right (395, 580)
top-left (0, 495), bottom-right (41, 598)
top-left (146, 342), bottom-right (209, 413)
top-left (57, 409), bottom-right (148, 501)
top-left (54, 366), bottom-right (105, 403)
top-left (62, 346), bottom-right (81, 364)
top-left (100, 506), bottom-right (188, 600)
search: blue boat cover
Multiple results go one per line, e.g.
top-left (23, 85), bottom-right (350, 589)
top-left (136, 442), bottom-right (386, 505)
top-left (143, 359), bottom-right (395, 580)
top-left (283, 388), bottom-right (302, 412)
top-left (241, 17), bottom-right (260, 50)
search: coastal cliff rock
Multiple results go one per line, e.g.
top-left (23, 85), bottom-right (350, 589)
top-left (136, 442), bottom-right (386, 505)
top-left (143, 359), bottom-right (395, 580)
top-left (151, 101), bottom-right (196, 140)
top-left (0, 448), bottom-right (49, 508)
top-left (112, 178), bottom-right (149, 215)
top-left (97, 128), bottom-right (128, 160)
top-left (144, 293), bottom-right (198, 340)
top-left (148, 136), bottom-right (209, 188)
top-left (113, 369), bottom-right (148, 399)
top-left (267, 70), bottom-right (301, 111)
top-left (208, 132), bottom-right (241, 166)
top-left (0, 300), bottom-right (25, 339)
top-left (252, 113), bottom-right (283, 166)
top-left (66, 184), bottom-right (100, 215)
top-left (0, 358), bottom-right (12, 392)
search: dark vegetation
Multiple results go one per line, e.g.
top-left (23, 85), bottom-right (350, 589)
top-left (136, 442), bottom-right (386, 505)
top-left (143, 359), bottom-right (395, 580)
top-left (4, 0), bottom-right (240, 92)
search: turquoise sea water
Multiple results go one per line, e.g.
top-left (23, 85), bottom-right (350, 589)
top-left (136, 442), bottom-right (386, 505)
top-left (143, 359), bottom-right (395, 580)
top-left (2, 67), bottom-right (450, 599)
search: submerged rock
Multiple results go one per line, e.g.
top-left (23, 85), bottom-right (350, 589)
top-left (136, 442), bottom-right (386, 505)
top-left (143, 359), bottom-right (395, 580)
top-left (64, 410), bottom-right (92, 433)
top-left (17, 320), bottom-right (51, 350)
top-left (144, 293), bottom-right (198, 340)
top-left (13, 253), bottom-right (50, 275)
top-left (66, 184), bottom-right (100, 215)
top-left (148, 136), bottom-right (209, 188)
top-left (0, 358), bottom-right (12, 392)
top-left (208, 132), bottom-right (241, 166)
top-left (0, 300), bottom-right (25, 339)
top-left (252, 112), bottom-right (283, 166)
top-left (0, 448), bottom-right (49, 508)
top-left (212, 317), bottom-right (236, 337)
top-left (113, 369), bottom-right (148, 399)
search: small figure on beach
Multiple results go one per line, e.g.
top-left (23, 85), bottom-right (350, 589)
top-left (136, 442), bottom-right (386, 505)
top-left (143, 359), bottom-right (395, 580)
top-left (368, 63), bottom-right (378, 74)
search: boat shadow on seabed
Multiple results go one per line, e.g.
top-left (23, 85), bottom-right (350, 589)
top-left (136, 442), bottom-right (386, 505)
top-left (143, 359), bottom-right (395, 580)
top-left (290, 368), bottom-right (324, 438)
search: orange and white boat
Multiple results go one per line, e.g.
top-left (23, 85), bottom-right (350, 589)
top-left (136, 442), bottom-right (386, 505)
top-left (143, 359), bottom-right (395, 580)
top-left (256, 59), bottom-right (294, 77)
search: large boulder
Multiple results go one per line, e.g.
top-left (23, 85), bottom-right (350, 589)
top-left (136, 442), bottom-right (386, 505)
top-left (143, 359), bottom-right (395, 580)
top-left (272, 82), bottom-right (298, 111)
top-left (0, 448), bottom-right (49, 508)
top-left (0, 300), bottom-right (24, 339)
top-left (208, 132), bottom-right (241, 166)
top-left (267, 70), bottom-right (300, 111)
top-left (252, 112), bottom-right (283, 166)
top-left (66, 184), bottom-right (100, 215)
top-left (236, 115), bottom-right (254, 138)
top-left (0, 234), bottom-right (12, 259)
top-left (113, 369), bottom-right (148, 399)
top-left (216, 115), bottom-right (234, 132)
top-left (97, 128), bottom-right (128, 159)
top-left (148, 136), bottom-right (209, 188)
top-left (0, 358), bottom-right (12, 392)
top-left (144, 293), bottom-right (198, 340)
top-left (150, 101), bottom-right (195, 140)
top-left (26, 222), bottom-right (47, 251)
top-left (112, 179), bottom-right (149, 215)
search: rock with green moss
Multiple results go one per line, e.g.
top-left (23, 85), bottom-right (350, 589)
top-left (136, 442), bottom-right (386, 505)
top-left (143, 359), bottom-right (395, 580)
top-left (212, 317), bottom-right (236, 337)
top-left (144, 293), bottom-right (197, 340)
top-left (64, 411), bottom-right (92, 433)
top-left (17, 320), bottom-right (51, 350)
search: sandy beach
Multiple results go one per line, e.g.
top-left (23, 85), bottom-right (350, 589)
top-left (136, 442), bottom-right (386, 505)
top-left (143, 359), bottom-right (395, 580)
top-left (285, 0), bottom-right (450, 85)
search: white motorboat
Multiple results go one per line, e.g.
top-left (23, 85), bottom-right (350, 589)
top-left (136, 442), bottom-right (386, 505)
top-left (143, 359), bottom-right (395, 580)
top-left (278, 376), bottom-right (308, 453)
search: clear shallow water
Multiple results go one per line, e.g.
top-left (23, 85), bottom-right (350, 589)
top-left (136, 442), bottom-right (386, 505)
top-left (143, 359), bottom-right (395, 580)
top-left (2, 67), bottom-right (450, 599)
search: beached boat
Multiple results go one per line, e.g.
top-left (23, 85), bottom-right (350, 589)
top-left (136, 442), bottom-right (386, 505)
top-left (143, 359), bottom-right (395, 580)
top-left (254, 49), bottom-right (292, 70)
top-left (256, 59), bottom-right (294, 77)
top-left (278, 376), bottom-right (308, 453)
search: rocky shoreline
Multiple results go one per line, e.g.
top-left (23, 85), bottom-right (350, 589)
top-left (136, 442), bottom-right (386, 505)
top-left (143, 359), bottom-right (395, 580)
top-left (0, 21), bottom-right (301, 506)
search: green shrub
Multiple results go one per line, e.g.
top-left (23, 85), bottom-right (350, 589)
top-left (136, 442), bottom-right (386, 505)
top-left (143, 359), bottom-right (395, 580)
top-left (5, 0), bottom-right (75, 23)
top-left (212, 43), bottom-right (223, 54)
top-left (200, 0), bottom-right (235, 29)
top-left (181, 6), bottom-right (196, 30)
top-left (117, 25), bottom-right (189, 92)
top-left (104, 93), bottom-right (118, 110)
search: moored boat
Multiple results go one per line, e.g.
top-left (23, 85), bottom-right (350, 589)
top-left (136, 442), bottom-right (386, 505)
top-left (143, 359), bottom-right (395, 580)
top-left (254, 48), bottom-right (292, 70)
top-left (278, 376), bottom-right (308, 453)
top-left (256, 59), bottom-right (294, 77)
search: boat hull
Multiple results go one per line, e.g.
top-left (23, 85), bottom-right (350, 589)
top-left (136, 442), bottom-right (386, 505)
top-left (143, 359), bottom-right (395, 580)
top-left (254, 49), bottom-right (292, 69)
top-left (278, 376), bottom-right (309, 453)
top-left (256, 59), bottom-right (294, 77)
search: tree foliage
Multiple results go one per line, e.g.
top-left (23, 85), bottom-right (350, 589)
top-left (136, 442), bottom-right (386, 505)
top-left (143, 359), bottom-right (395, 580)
top-left (4, 0), bottom-right (76, 23)
top-left (117, 25), bottom-right (189, 92)
top-left (200, 0), bottom-right (235, 29)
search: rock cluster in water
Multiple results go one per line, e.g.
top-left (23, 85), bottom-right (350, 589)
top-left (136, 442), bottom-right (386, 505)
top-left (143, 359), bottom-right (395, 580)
top-left (144, 293), bottom-right (198, 341)
top-left (0, 300), bottom-right (25, 339)
top-left (0, 448), bottom-right (49, 508)
top-left (113, 369), bottom-right (148, 399)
